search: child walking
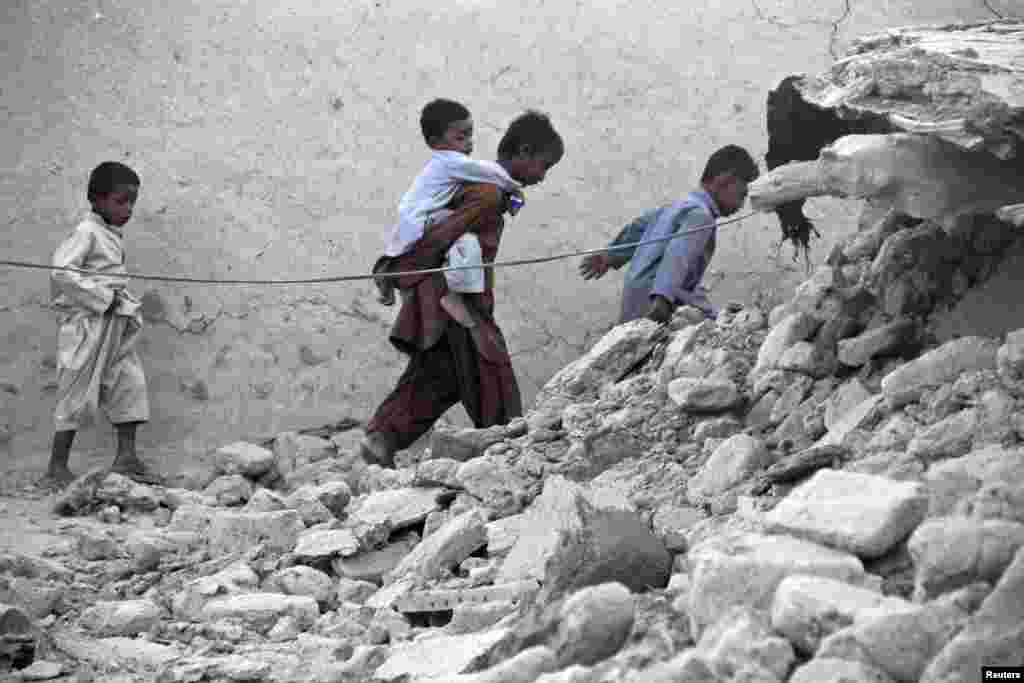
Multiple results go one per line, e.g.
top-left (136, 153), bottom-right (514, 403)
top-left (42, 161), bottom-right (158, 488)
top-left (373, 98), bottom-right (523, 328)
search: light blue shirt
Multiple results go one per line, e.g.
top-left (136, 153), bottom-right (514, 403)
top-left (607, 191), bottom-right (720, 323)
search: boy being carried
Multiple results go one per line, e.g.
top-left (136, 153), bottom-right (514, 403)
top-left (373, 98), bottom-right (523, 328)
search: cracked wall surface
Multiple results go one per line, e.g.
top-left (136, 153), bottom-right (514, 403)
top-left (0, 0), bottom-right (1009, 471)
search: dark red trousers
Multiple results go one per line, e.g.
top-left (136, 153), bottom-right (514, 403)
top-left (366, 323), bottom-right (522, 451)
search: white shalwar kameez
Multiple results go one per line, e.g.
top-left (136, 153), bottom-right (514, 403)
top-left (50, 212), bottom-right (149, 431)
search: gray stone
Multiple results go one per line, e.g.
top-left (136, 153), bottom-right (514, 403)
top-left (771, 574), bottom-right (914, 655)
top-left (820, 583), bottom-right (989, 683)
top-left (778, 341), bottom-right (837, 379)
top-left (79, 599), bottom-right (161, 637)
top-left (550, 582), bottom-right (635, 668)
top-left (374, 628), bottom-right (510, 680)
top-left (214, 441), bottom-right (276, 478)
top-left (449, 646), bottom-right (557, 683)
top-left (171, 561), bottom-right (260, 617)
top-left (273, 432), bottom-right (334, 473)
top-left (200, 593), bottom-right (319, 634)
top-left (457, 455), bottom-right (535, 517)
top-left (52, 632), bottom-right (180, 669)
top-left (692, 417), bottom-right (743, 443)
top-left (765, 469), bottom-right (928, 559)
top-left (687, 434), bottom-right (771, 504)
top-left (921, 547), bottom-right (1024, 682)
top-left (245, 487), bottom-right (287, 512)
top-left (698, 606), bottom-right (795, 683)
top-left (415, 457), bottom-right (462, 488)
top-left (448, 600), bottom-right (519, 635)
top-left (770, 375), bottom-right (814, 426)
top-left (336, 578), bottom-right (379, 604)
top-left (657, 324), bottom-right (705, 386)
top-left (996, 327), bottom-right (1024, 396)
top-left (881, 337), bottom-right (1000, 407)
top-left (906, 409), bottom-right (980, 461)
top-left (76, 527), bottom-right (120, 561)
top-left (202, 474), bottom-right (252, 506)
top-left (293, 528), bottom-right (359, 560)
top-left (497, 476), bottom-right (670, 595)
top-left (431, 425), bottom-right (507, 462)
top-left (333, 532), bottom-right (419, 584)
top-left (923, 445), bottom-right (1024, 517)
top-left (487, 514), bottom-right (526, 557)
top-left (815, 394), bottom-right (884, 448)
top-left (347, 487), bottom-right (444, 530)
top-left (18, 660), bottom-right (64, 681)
top-left (651, 504), bottom-right (704, 553)
top-left (687, 531), bottom-right (865, 636)
top-left (261, 566), bottom-right (335, 605)
top-left (790, 658), bottom-right (896, 683)
top-left (753, 312), bottom-right (821, 376)
top-left (206, 508), bottom-right (305, 555)
top-left (863, 414), bottom-right (919, 454)
top-left (667, 377), bottom-right (741, 412)
top-left (389, 508), bottom-right (488, 582)
top-left (838, 320), bottom-right (916, 367)
top-left (907, 516), bottom-right (1024, 601)
top-left (284, 486), bottom-right (336, 526)
top-left (538, 319), bottom-right (665, 400)
top-left (825, 379), bottom-right (874, 432)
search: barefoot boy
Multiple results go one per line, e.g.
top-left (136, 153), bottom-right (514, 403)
top-left (580, 145), bottom-right (759, 324)
top-left (43, 161), bottom-right (157, 487)
top-left (361, 110), bottom-right (563, 467)
top-left (373, 98), bottom-right (523, 328)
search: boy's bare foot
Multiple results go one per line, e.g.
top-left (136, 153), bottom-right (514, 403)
top-left (358, 432), bottom-right (396, 469)
top-left (36, 468), bottom-right (75, 491)
top-left (440, 292), bottom-right (478, 329)
top-left (375, 281), bottom-right (396, 306)
top-left (110, 457), bottom-right (164, 486)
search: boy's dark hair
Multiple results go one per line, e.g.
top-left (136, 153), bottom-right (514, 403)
top-left (701, 145), bottom-right (759, 183)
top-left (497, 110), bottom-right (564, 161)
top-left (420, 98), bottom-right (471, 144)
top-left (88, 161), bottom-right (141, 201)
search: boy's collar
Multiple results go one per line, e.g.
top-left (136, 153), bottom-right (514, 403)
top-left (88, 210), bottom-right (123, 236)
top-left (692, 190), bottom-right (721, 218)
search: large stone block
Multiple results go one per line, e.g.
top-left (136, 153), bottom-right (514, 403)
top-left (907, 516), bottom-right (1024, 601)
top-left (765, 469), bottom-right (928, 559)
top-left (389, 508), bottom-right (488, 582)
top-left (881, 337), bottom-right (999, 407)
top-left (687, 434), bottom-right (771, 504)
top-left (214, 441), bottom-right (276, 478)
top-left (687, 532), bottom-right (865, 636)
top-left (200, 593), bottom-right (319, 634)
top-left (497, 476), bottom-right (670, 596)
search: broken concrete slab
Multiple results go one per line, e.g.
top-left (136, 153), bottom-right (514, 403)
top-left (881, 336), bottom-right (1000, 407)
top-left (764, 469), bottom-right (928, 559)
top-left (389, 508), bottom-right (488, 583)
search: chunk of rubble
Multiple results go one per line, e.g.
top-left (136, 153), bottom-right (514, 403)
top-left (202, 474), bottom-right (252, 506)
top-left (389, 508), bottom-right (488, 582)
top-left (667, 377), bottom-right (741, 412)
top-left (496, 476), bottom-right (670, 596)
top-left (373, 628), bottom-right (510, 680)
top-left (334, 532), bottom-right (419, 584)
top-left (771, 575), bottom-right (915, 655)
top-left (79, 599), bottom-right (162, 637)
top-left (687, 434), bottom-right (771, 504)
top-left (347, 487), bottom-right (444, 529)
top-left (697, 607), bottom-right (796, 683)
top-left (764, 469), bottom-right (928, 559)
top-left (881, 336), bottom-right (999, 407)
top-left (171, 561), bottom-right (260, 617)
top-left (200, 593), bottom-right (319, 634)
top-left (687, 532), bottom-right (865, 636)
top-left (431, 425), bottom-right (507, 462)
top-left (284, 486), bottom-right (335, 526)
top-left (907, 516), bottom-right (1024, 601)
top-left (214, 441), bottom-right (276, 478)
top-left (921, 546), bottom-right (1024, 682)
top-left (819, 583), bottom-right (990, 683)
top-left (790, 658), bottom-right (896, 683)
top-left (0, 603), bottom-right (35, 671)
top-left (292, 528), bottom-right (359, 560)
top-left (262, 566), bottom-right (335, 606)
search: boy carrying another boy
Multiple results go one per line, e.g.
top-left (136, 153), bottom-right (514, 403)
top-left (373, 98), bottom-right (524, 328)
top-left (360, 111), bottom-right (563, 467)
top-left (42, 161), bottom-right (158, 488)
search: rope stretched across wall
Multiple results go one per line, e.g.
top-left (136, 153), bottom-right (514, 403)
top-left (0, 211), bottom-right (757, 285)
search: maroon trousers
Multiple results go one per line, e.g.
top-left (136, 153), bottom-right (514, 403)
top-left (366, 322), bottom-right (522, 451)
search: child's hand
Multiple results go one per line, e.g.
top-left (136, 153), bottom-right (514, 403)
top-left (106, 290), bottom-right (121, 314)
top-left (579, 254), bottom-right (611, 280)
top-left (646, 295), bottom-right (674, 325)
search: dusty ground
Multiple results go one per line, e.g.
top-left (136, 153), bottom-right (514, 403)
top-left (0, 0), bottom-right (1013, 493)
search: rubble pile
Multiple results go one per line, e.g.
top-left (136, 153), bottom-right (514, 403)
top-left (2, 194), bottom-right (1023, 682)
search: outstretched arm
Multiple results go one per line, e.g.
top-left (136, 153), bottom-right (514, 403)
top-left (580, 209), bottom-right (657, 280)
